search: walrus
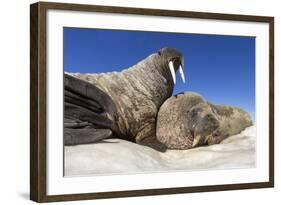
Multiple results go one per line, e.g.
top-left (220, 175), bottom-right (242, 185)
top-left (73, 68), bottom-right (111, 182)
top-left (64, 48), bottom-right (185, 149)
top-left (156, 92), bottom-right (253, 149)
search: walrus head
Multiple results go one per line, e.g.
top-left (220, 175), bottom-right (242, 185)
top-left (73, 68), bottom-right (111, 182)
top-left (187, 103), bottom-right (220, 147)
top-left (156, 92), bottom-right (221, 150)
top-left (157, 48), bottom-right (185, 85)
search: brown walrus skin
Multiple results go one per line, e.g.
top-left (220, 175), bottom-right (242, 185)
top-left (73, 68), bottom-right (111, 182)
top-left (156, 92), bottom-right (253, 150)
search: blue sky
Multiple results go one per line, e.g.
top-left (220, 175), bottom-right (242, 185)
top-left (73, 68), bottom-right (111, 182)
top-left (64, 27), bottom-right (255, 120)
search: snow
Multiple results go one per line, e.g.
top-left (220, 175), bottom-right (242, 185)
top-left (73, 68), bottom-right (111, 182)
top-left (64, 126), bottom-right (255, 176)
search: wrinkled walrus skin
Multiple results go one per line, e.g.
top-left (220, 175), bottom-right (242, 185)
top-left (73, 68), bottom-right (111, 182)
top-left (156, 92), bottom-right (253, 150)
top-left (65, 48), bottom-right (185, 150)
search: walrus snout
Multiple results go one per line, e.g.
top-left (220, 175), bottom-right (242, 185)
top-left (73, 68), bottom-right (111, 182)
top-left (192, 113), bottom-right (220, 147)
top-left (195, 114), bottom-right (220, 135)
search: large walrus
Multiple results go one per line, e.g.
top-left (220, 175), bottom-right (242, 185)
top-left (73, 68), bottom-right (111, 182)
top-left (156, 92), bottom-right (253, 149)
top-left (64, 48), bottom-right (185, 149)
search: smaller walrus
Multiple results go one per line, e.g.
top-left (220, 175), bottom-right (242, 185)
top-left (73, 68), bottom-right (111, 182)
top-left (156, 92), bottom-right (253, 150)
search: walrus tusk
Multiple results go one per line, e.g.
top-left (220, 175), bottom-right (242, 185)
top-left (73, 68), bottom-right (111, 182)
top-left (169, 61), bottom-right (176, 84)
top-left (204, 134), bottom-right (212, 143)
top-left (192, 135), bottom-right (201, 147)
top-left (179, 65), bottom-right (185, 83)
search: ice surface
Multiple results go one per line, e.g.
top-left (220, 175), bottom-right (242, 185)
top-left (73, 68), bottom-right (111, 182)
top-left (64, 126), bottom-right (255, 176)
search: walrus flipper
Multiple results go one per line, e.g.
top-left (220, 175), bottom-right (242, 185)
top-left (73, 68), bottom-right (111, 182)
top-left (64, 128), bottom-right (113, 145)
top-left (64, 73), bottom-right (118, 146)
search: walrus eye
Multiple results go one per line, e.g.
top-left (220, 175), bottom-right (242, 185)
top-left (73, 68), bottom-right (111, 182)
top-left (193, 108), bottom-right (202, 114)
top-left (190, 109), bottom-right (198, 118)
top-left (205, 114), bottom-right (212, 119)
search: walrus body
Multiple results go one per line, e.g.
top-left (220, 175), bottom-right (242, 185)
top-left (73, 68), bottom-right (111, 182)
top-left (64, 48), bottom-right (185, 149)
top-left (156, 92), bottom-right (253, 149)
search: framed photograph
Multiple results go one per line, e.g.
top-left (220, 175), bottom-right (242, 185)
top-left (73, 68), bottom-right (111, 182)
top-left (30, 1), bottom-right (274, 202)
